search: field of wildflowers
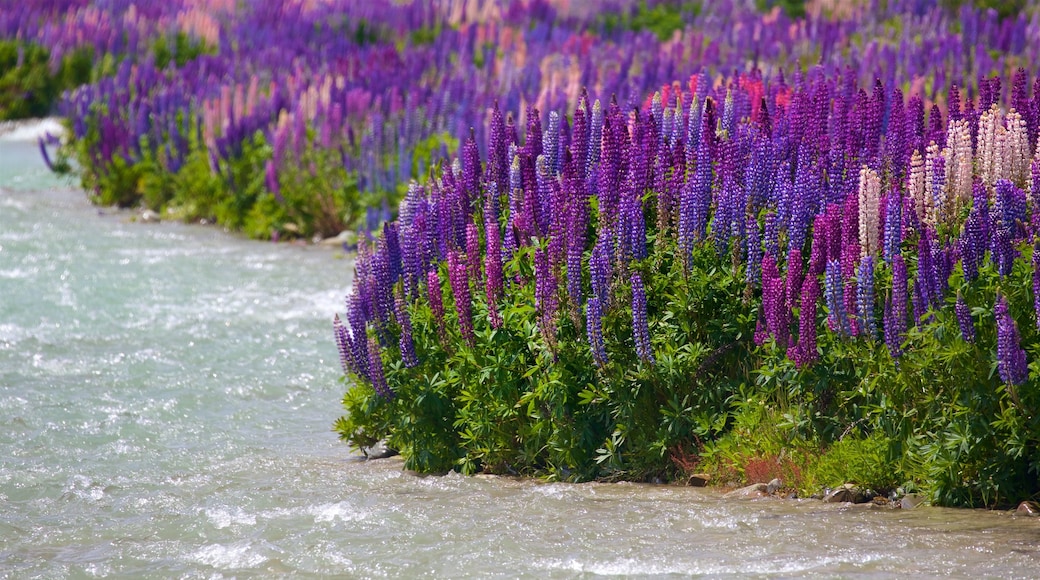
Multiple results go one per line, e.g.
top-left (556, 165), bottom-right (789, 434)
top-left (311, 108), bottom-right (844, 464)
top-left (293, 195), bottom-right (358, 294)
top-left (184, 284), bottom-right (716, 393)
top-left (8, 0), bottom-right (1040, 506)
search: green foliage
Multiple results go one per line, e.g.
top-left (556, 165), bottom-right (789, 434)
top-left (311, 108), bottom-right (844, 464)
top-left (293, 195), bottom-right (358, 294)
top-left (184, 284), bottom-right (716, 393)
top-left (597, 1), bottom-right (700, 41)
top-left (151, 32), bottom-right (215, 70)
top-left (0, 41), bottom-right (61, 120)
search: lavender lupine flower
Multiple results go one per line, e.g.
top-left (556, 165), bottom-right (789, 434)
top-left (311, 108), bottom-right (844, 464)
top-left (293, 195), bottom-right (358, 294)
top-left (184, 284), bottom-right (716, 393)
top-left (366, 337), bottom-right (393, 399)
top-left (995, 295), bottom-right (1029, 386)
top-left (631, 272), bottom-right (654, 363)
top-left (586, 297), bottom-right (607, 367)
top-left (448, 250), bottom-right (475, 346)
top-left (788, 275), bottom-right (820, 368)
top-left (857, 256), bottom-right (876, 340)
top-left (394, 291), bottom-right (419, 368)
top-left (955, 293), bottom-right (975, 343)
top-left (824, 260), bottom-right (850, 335)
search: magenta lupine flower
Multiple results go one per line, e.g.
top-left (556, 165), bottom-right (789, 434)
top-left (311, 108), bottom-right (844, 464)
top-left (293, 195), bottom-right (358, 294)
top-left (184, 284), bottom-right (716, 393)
top-left (586, 297), bottom-right (607, 367)
top-left (448, 250), bottom-right (475, 346)
top-left (995, 295), bottom-right (1029, 386)
top-left (955, 293), bottom-right (975, 343)
top-left (394, 291), bottom-right (418, 368)
top-left (484, 190), bottom-right (504, 329)
top-left (631, 272), bottom-right (654, 363)
top-left (788, 274), bottom-right (820, 368)
top-left (785, 248), bottom-right (804, 313)
top-left (366, 337), bottom-right (393, 399)
top-left (426, 268), bottom-right (448, 344)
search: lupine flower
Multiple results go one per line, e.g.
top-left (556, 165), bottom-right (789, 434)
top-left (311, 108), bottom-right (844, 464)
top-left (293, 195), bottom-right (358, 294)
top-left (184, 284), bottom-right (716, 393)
top-left (955, 293), bottom-right (975, 343)
top-left (466, 222), bottom-right (481, 284)
top-left (366, 337), bottom-right (393, 399)
top-left (882, 191), bottom-right (902, 263)
top-left (586, 297), bottom-right (607, 367)
top-left (426, 268), bottom-right (448, 344)
top-left (394, 291), bottom-right (419, 368)
top-left (995, 294), bottom-right (1028, 386)
top-left (824, 260), bottom-right (850, 335)
top-left (448, 250), bottom-right (475, 346)
top-left (631, 272), bottom-right (654, 363)
top-left (534, 246), bottom-right (558, 345)
top-left (857, 256), bottom-right (876, 340)
top-left (886, 253), bottom-right (909, 358)
top-left (788, 275), bottom-right (820, 368)
top-left (858, 166), bottom-right (881, 256)
top-left (1035, 240), bottom-right (1040, 332)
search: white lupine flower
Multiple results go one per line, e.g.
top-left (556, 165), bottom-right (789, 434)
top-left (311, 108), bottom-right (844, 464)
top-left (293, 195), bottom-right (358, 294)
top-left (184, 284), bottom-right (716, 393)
top-left (858, 166), bottom-right (881, 256)
top-left (1005, 109), bottom-right (1030, 187)
top-left (946, 119), bottom-right (973, 206)
top-left (977, 105), bottom-right (1001, 186)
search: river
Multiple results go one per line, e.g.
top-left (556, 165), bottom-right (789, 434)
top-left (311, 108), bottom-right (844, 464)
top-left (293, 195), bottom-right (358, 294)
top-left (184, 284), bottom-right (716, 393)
top-left (1, 135), bottom-right (1038, 578)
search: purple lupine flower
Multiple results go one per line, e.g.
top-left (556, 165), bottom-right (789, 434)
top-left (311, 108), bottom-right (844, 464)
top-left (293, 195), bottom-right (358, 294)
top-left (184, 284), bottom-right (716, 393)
top-left (567, 189), bottom-right (588, 309)
top-left (426, 268), bottom-right (448, 344)
top-left (955, 293), bottom-right (975, 343)
top-left (886, 253), bottom-right (909, 358)
top-left (857, 256), bottom-right (876, 340)
top-left (882, 191), bottom-right (902, 263)
top-left (746, 213), bottom-right (763, 286)
top-left (366, 337), bottom-right (393, 399)
top-left (466, 221), bottom-right (481, 284)
top-left (679, 98), bottom-right (714, 262)
top-left (333, 314), bottom-right (356, 376)
top-left (761, 253), bottom-right (788, 348)
top-left (484, 187), bottom-right (504, 330)
top-left (994, 178), bottom-right (1027, 241)
top-left (996, 294), bottom-right (1029, 386)
top-left (1035, 240), bottom-right (1040, 332)
top-left (824, 259), bottom-right (850, 335)
top-left (631, 272), bottom-right (654, 363)
top-left (543, 111), bottom-right (560, 176)
top-left (448, 250), bottom-right (475, 346)
top-left (788, 275), bottom-right (820, 368)
top-left (586, 297), bottom-right (607, 367)
top-left (461, 130), bottom-right (481, 208)
top-left (589, 231), bottom-right (612, 301)
top-left (394, 291), bottom-right (418, 368)
top-left (785, 248), bottom-right (804, 313)
top-left (961, 194), bottom-right (987, 283)
top-left (534, 246), bottom-right (558, 344)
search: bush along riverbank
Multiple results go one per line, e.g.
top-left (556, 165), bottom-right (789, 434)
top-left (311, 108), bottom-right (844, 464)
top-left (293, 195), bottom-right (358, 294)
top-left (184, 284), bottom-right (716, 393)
top-left (334, 70), bottom-right (1040, 509)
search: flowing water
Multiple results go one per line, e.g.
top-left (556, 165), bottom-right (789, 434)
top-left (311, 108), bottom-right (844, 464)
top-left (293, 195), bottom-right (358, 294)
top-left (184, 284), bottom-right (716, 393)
top-left (2, 134), bottom-right (1039, 578)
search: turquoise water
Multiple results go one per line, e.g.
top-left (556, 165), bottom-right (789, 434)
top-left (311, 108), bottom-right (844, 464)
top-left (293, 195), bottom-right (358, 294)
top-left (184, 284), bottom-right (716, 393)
top-left (2, 137), bottom-right (1039, 578)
